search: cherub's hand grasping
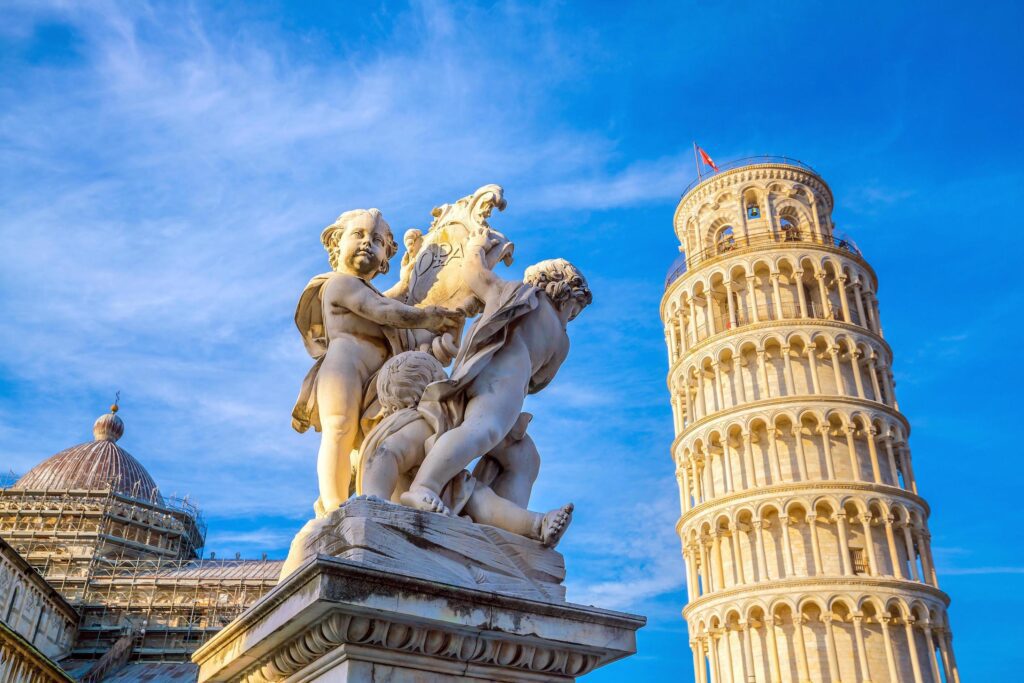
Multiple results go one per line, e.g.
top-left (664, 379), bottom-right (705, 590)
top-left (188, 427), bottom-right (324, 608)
top-left (423, 305), bottom-right (464, 335)
top-left (468, 225), bottom-right (501, 252)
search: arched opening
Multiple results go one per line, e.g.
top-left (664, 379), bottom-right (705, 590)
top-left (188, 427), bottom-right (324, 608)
top-left (780, 216), bottom-right (802, 242)
top-left (715, 225), bottom-right (737, 254)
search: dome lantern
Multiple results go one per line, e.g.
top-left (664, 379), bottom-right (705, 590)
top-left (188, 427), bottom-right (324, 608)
top-left (93, 404), bottom-right (125, 442)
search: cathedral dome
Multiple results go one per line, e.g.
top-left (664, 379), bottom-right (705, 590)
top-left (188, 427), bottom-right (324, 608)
top-left (13, 405), bottom-right (163, 502)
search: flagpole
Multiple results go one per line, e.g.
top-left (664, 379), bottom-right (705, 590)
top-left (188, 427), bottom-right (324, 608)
top-left (692, 141), bottom-right (702, 181)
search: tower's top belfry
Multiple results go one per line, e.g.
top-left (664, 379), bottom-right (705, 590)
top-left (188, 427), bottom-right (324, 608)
top-left (666, 156), bottom-right (852, 293)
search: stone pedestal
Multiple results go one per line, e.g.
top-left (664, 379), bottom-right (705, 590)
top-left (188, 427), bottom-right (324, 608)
top-left (192, 499), bottom-right (645, 682)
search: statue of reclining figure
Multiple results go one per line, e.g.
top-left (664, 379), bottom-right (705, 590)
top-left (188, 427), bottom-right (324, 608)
top-left (357, 351), bottom-right (572, 548)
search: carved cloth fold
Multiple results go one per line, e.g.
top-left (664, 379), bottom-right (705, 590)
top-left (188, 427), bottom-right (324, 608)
top-left (421, 280), bottom-right (541, 409)
top-left (291, 273), bottom-right (413, 434)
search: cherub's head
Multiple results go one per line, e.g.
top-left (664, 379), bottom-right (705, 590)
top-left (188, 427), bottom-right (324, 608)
top-left (376, 351), bottom-right (447, 416)
top-left (523, 258), bottom-right (593, 321)
top-left (321, 208), bottom-right (398, 279)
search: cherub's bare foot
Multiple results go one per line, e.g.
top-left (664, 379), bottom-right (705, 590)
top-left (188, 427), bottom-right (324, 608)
top-left (400, 486), bottom-right (451, 516)
top-left (353, 494), bottom-right (388, 504)
top-left (540, 502), bottom-right (574, 548)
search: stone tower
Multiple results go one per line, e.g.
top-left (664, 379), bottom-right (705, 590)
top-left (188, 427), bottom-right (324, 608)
top-left (660, 157), bottom-right (959, 682)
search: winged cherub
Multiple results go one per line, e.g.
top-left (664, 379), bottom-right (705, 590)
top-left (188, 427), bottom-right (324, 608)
top-left (399, 226), bottom-right (592, 514)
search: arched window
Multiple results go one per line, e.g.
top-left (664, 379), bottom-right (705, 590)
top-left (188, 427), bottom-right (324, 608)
top-left (780, 217), bottom-right (801, 242)
top-left (6, 586), bottom-right (18, 622)
top-left (715, 226), bottom-right (736, 254)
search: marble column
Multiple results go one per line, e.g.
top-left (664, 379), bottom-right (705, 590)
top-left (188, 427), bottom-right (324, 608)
top-left (736, 357), bottom-right (749, 404)
top-left (767, 428), bottom-right (783, 483)
top-left (836, 514), bottom-right (853, 575)
top-left (884, 515), bottom-right (903, 579)
top-left (837, 274), bottom-right (852, 323)
top-left (758, 349), bottom-right (772, 399)
top-left (861, 513), bottom-right (879, 576)
top-left (822, 614), bottom-right (842, 682)
top-left (883, 436), bottom-right (900, 487)
top-left (770, 273), bottom-right (784, 318)
top-left (818, 424), bottom-right (836, 480)
top-left (808, 512), bottom-right (823, 576)
top-left (747, 276), bottom-right (761, 323)
top-left (765, 617), bottom-right (783, 683)
top-left (709, 291), bottom-right (721, 336)
top-left (924, 622), bottom-right (943, 683)
top-left (779, 515), bottom-right (795, 577)
top-left (708, 630), bottom-right (722, 683)
top-left (795, 270), bottom-right (809, 317)
top-left (865, 427), bottom-right (883, 484)
top-left (699, 538), bottom-right (712, 593)
top-left (828, 346), bottom-right (845, 394)
top-left (697, 369), bottom-right (708, 418)
top-left (942, 630), bottom-right (961, 683)
top-left (905, 618), bottom-right (925, 683)
top-left (851, 349), bottom-right (867, 398)
top-left (852, 613), bottom-right (873, 683)
top-left (781, 345), bottom-right (796, 396)
top-left (792, 614), bottom-right (812, 683)
top-left (740, 621), bottom-right (757, 683)
top-left (730, 524), bottom-right (745, 585)
top-left (712, 532), bottom-right (726, 589)
top-left (753, 520), bottom-right (769, 581)
top-left (867, 356), bottom-right (883, 401)
top-left (845, 426), bottom-right (862, 481)
top-left (880, 616), bottom-right (900, 683)
top-left (742, 431), bottom-right (757, 488)
top-left (815, 272), bottom-right (830, 319)
top-left (691, 640), bottom-right (705, 683)
top-left (917, 530), bottom-right (936, 586)
top-left (726, 281), bottom-right (737, 327)
top-left (902, 523), bottom-right (920, 581)
top-left (806, 346), bottom-right (822, 394)
top-left (793, 423), bottom-right (809, 481)
top-left (713, 362), bottom-right (725, 411)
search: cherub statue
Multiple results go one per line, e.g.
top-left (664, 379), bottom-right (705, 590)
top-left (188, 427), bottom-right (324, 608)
top-left (357, 351), bottom-right (573, 547)
top-left (399, 227), bottom-right (593, 514)
top-left (291, 209), bottom-right (463, 513)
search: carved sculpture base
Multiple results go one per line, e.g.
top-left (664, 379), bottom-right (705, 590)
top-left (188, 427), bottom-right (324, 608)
top-left (192, 499), bottom-right (645, 682)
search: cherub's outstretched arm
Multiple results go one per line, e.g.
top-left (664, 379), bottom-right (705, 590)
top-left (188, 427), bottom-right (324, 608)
top-left (461, 227), bottom-right (512, 301)
top-left (328, 277), bottom-right (462, 333)
top-left (382, 229), bottom-right (423, 301)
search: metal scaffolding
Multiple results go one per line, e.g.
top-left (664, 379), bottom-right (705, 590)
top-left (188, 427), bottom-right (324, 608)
top-left (0, 480), bottom-right (280, 663)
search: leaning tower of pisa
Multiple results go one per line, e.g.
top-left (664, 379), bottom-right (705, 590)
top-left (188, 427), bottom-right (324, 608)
top-left (661, 157), bottom-right (960, 683)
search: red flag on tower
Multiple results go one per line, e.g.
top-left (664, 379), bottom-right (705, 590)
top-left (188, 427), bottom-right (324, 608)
top-left (697, 145), bottom-right (719, 173)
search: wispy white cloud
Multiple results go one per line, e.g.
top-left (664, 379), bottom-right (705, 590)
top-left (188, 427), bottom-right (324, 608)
top-left (0, 1), bottom-right (686, 620)
top-left (525, 156), bottom-right (691, 211)
top-left (939, 566), bottom-right (1024, 576)
top-left (564, 497), bottom-right (685, 612)
top-left (204, 526), bottom-right (297, 553)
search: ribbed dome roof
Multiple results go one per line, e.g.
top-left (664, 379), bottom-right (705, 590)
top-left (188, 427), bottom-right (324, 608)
top-left (13, 406), bottom-right (163, 502)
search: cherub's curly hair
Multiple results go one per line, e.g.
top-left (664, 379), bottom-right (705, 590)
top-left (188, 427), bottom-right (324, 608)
top-left (376, 351), bottom-right (447, 415)
top-left (523, 258), bottom-right (593, 320)
top-left (320, 208), bottom-right (399, 275)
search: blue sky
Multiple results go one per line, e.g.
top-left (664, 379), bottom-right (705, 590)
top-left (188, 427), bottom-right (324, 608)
top-left (1, 1), bottom-right (1021, 679)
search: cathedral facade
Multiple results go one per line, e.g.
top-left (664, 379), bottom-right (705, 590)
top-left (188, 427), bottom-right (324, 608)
top-left (661, 157), bottom-right (959, 682)
top-left (0, 406), bottom-right (280, 681)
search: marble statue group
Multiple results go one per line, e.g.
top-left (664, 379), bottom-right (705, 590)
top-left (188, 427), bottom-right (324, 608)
top-left (289, 185), bottom-right (590, 557)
